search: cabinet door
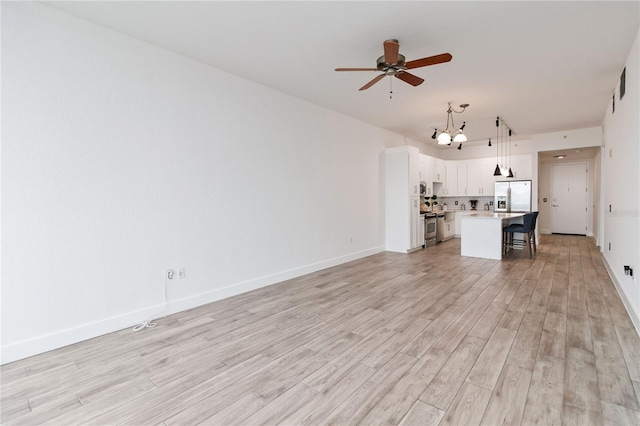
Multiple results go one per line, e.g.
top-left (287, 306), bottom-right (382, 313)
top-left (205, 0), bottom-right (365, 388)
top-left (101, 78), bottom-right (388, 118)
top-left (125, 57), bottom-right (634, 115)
top-left (445, 164), bottom-right (458, 196)
top-left (467, 162), bottom-right (483, 196)
top-left (457, 164), bottom-right (468, 197)
top-left (410, 198), bottom-right (420, 249)
top-left (422, 156), bottom-right (434, 196)
top-left (409, 152), bottom-right (420, 196)
top-left (419, 155), bottom-right (428, 182)
top-left (417, 215), bottom-right (425, 247)
top-left (467, 158), bottom-right (498, 196)
top-left (434, 159), bottom-right (445, 183)
top-left (511, 155), bottom-right (532, 180)
top-left (483, 167), bottom-right (496, 195)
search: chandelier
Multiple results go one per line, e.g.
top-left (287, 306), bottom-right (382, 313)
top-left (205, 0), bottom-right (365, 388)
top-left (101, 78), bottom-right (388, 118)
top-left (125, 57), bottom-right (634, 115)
top-left (432, 103), bottom-right (469, 149)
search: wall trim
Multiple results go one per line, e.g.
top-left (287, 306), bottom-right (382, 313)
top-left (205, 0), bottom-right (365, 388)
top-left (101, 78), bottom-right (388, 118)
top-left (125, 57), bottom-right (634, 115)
top-left (1, 246), bottom-right (384, 365)
top-left (603, 255), bottom-right (640, 335)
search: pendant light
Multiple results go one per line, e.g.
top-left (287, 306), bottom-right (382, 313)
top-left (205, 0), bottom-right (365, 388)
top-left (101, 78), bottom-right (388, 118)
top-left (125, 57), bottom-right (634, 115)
top-left (491, 116), bottom-right (516, 176)
top-left (500, 121), bottom-right (509, 177)
top-left (507, 129), bottom-right (514, 178)
top-left (493, 117), bottom-right (501, 176)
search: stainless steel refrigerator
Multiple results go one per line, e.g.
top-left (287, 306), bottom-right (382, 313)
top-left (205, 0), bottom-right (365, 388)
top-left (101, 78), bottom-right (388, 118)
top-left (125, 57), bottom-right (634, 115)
top-left (494, 180), bottom-right (532, 212)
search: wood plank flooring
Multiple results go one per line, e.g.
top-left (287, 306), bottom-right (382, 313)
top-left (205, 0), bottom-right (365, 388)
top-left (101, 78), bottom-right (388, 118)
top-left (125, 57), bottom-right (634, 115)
top-left (2, 235), bottom-right (640, 425)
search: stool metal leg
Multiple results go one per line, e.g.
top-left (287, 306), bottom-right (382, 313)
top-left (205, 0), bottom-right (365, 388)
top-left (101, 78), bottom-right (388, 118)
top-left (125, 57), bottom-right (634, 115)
top-left (531, 231), bottom-right (537, 253)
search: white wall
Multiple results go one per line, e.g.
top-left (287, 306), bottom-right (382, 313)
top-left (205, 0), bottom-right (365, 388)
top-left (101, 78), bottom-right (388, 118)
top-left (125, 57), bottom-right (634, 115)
top-left (0, 3), bottom-right (406, 363)
top-left (530, 127), bottom-right (603, 222)
top-left (602, 29), bottom-right (640, 329)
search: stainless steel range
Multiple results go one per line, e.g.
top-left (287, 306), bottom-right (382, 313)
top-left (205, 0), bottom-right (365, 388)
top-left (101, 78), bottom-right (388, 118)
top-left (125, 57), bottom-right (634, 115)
top-left (424, 213), bottom-right (437, 247)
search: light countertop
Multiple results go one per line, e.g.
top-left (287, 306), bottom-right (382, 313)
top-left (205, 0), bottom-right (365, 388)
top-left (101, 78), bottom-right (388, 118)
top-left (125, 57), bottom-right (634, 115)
top-left (462, 212), bottom-right (526, 219)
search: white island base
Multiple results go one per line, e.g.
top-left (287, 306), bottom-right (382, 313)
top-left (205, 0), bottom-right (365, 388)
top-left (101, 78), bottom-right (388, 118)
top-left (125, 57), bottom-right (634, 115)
top-left (461, 213), bottom-right (526, 260)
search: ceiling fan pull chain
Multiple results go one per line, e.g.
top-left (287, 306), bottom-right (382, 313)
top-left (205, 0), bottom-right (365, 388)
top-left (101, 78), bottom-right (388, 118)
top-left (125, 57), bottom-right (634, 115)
top-left (389, 77), bottom-right (393, 99)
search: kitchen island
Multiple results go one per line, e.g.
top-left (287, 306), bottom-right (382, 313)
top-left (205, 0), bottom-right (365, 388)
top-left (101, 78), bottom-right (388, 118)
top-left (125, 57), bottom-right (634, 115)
top-left (460, 212), bottom-right (526, 260)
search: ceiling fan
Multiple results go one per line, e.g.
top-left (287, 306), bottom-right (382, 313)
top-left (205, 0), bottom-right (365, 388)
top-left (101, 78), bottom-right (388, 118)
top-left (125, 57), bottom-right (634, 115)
top-left (335, 39), bottom-right (452, 91)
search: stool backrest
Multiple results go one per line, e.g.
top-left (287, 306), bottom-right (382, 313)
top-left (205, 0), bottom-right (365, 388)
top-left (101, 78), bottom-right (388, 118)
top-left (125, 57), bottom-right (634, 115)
top-left (530, 211), bottom-right (539, 231)
top-left (522, 212), bottom-right (537, 232)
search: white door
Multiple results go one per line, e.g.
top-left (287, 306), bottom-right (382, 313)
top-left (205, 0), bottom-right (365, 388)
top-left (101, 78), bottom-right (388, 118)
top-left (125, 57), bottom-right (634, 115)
top-left (551, 163), bottom-right (587, 234)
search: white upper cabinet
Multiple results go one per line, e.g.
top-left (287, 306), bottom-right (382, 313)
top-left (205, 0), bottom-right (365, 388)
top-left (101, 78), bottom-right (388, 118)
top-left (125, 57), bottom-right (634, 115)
top-left (510, 154), bottom-right (532, 180)
top-left (457, 164), bottom-right (468, 197)
top-left (419, 154), bottom-right (434, 196)
top-left (408, 151), bottom-right (420, 196)
top-left (444, 155), bottom-right (532, 198)
top-left (467, 158), bottom-right (497, 196)
top-left (441, 163), bottom-right (458, 196)
top-left (434, 159), bottom-right (445, 183)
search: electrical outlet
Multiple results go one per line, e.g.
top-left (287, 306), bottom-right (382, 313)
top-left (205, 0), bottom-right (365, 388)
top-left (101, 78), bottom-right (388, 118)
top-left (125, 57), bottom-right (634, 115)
top-left (624, 266), bottom-right (633, 277)
top-left (178, 268), bottom-right (185, 279)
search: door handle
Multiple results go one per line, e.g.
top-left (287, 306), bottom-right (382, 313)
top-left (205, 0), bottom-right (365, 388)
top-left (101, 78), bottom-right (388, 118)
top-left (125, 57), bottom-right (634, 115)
top-left (552, 204), bottom-right (559, 207)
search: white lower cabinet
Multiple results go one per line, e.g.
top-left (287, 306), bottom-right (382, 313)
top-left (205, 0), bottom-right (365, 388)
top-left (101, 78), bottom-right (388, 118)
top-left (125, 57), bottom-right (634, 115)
top-left (410, 198), bottom-right (423, 250)
top-left (438, 221), bottom-right (455, 241)
top-left (454, 211), bottom-right (474, 236)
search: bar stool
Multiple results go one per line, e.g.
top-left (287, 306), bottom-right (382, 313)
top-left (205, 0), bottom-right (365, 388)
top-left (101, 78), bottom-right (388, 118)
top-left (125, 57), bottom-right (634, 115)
top-left (503, 212), bottom-right (539, 257)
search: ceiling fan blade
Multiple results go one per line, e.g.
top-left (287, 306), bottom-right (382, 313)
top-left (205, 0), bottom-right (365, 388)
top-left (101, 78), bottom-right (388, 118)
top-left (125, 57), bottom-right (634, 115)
top-left (395, 72), bottom-right (424, 87)
top-left (335, 67), bottom-right (378, 72)
top-left (405, 53), bottom-right (453, 69)
top-left (383, 39), bottom-right (400, 65)
top-left (359, 74), bottom-right (385, 91)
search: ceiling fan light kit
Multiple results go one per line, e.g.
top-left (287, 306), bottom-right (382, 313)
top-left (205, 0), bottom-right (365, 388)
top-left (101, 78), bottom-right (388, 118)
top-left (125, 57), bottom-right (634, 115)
top-left (335, 39), bottom-right (452, 92)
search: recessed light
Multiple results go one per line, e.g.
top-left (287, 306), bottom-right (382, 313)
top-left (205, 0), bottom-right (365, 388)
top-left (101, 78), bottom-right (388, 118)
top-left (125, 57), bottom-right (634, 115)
top-left (554, 155), bottom-right (566, 159)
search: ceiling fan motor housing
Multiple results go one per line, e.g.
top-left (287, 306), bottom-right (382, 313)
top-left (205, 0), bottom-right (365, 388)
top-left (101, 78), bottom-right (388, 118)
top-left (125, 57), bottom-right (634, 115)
top-left (377, 54), bottom-right (406, 74)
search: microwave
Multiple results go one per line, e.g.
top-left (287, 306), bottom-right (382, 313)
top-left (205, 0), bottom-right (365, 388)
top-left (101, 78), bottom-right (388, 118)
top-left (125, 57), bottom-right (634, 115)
top-left (419, 182), bottom-right (426, 195)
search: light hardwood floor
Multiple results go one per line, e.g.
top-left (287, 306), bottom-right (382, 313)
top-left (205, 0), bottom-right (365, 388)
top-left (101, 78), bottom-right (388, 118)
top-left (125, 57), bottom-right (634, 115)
top-left (2, 235), bottom-right (640, 425)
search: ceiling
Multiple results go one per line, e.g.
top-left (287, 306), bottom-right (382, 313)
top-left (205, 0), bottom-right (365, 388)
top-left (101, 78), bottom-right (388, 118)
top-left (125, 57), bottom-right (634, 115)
top-left (42, 1), bottom-right (639, 148)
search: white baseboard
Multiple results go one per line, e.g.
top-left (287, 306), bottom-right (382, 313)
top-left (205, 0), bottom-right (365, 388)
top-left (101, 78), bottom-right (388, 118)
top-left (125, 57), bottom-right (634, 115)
top-left (539, 228), bottom-right (595, 239)
top-left (0, 304), bottom-right (164, 366)
top-left (602, 255), bottom-right (640, 334)
top-left (1, 246), bottom-right (384, 365)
